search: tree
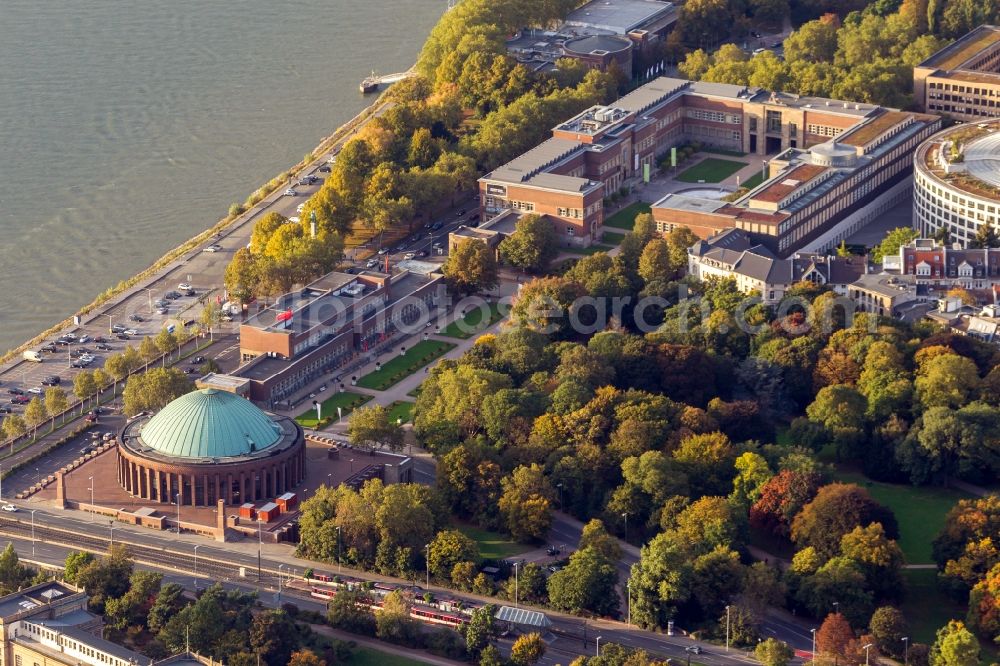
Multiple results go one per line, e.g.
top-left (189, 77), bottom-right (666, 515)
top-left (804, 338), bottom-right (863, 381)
top-left (73, 371), bottom-right (98, 415)
top-left (0, 543), bottom-right (34, 595)
top-left (464, 604), bottom-right (499, 658)
top-left (327, 588), bottom-right (376, 635)
top-left (154, 328), bottom-right (178, 364)
top-left (840, 523), bottom-right (904, 601)
top-left (784, 19), bottom-right (839, 62)
top-left (44, 387), bottom-right (68, 427)
top-left (932, 497), bottom-right (1000, 594)
top-left (64, 551), bottom-right (95, 583)
top-left (750, 469), bottom-right (823, 538)
top-left (791, 483), bottom-right (898, 559)
top-left (756, 638), bottom-right (794, 666)
top-left (121, 367), bottom-right (194, 417)
top-left (510, 633), bottom-right (547, 666)
top-left (249, 609), bottom-right (299, 666)
top-left (915, 354), bottom-right (980, 410)
top-left (638, 239), bottom-right (673, 285)
top-left (502, 562), bottom-right (548, 605)
top-left (147, 583), bottom-right (185, 634)
top-left (224, 247), bottom-right (259, 304)
top-left (929, 620), bottom-right (980, 666)
top-left (442, 238), bottom-right (498, 295)
top-left (805, 384), bottom-right (866, 454)
top-left (966, 562), bottom-right (1000, 643)
top-left (427, 529), bottom-right (479, 580)
top-left (105, 570), bottom-right (163, 630)
top-left (498, 214), bottom-right (558, 273)
top-left (376, 590), bottom-right (417, 645)
top-left (816, 612), bottom-right (857, 662)
top-left (511, 276), bottom-right (588, 340)
top-left (580, 519), bottom-right (622, 563)
top-left (547, 546), bottom-right (620, 616)
top-left (23, 397), bottom-right (47, 438)
top-left (498, 464), bottom-right (555, 542)
top-left (288, 650), bottom-right (327, 666)
top-left (199, 301), bottom-right (223, 341)
top-left (730, 452), bottom-right (773, 508)
top-left (872, 227), bottom-right (919, 264)
top-left (347, 405), bottom-right (404, 454)
top-left (869, 606), bottom-right (908, 658)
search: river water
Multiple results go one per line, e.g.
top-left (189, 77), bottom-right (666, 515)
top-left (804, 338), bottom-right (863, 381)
top-left (0, 0), bottom-right (442, 352)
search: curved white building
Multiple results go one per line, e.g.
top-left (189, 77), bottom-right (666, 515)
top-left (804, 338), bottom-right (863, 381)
top-left (914, 119), bottom-right (1000, 246)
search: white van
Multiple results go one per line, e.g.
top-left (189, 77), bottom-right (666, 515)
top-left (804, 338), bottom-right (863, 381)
top-left (22, 350), bottom-right (42, 363)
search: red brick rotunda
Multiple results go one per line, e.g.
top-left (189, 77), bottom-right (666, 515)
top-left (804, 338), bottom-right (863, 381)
top-left (117, 388), bottom-right (305, 507)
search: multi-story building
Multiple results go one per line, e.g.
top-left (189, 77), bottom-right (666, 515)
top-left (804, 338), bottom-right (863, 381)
top-left (884, 238), bottom-right (1000, 291)
top-left (233, 269), bottom-right (444, 406)
top-left (847, 274), bottom-right (919, 318)
top-left (914, 25), bottom-right (1000, 121)
top-left (687, 228), bottom-right (866, 303)
top-left (481, 76), bottom-right (940, 252)
top-left (913, 119), bottom-right (1000, 246)
top-left (0, 581), bottom-right (100, 666)
top-left (506, 0), bottom-right (677, 76)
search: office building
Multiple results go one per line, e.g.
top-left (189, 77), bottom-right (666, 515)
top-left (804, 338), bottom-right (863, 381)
top-left (913, 25), bottom-right (1000, 121)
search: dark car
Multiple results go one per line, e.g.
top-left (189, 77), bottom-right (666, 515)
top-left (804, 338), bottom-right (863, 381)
top-left (116, 333), bottom-right (130, 340)
top-left (0, 406), bottom-right (11, 414)
top-left (164, 291), bottom-right (182, 300)
top-left (458, 209), bottom-right (467, 216)
top-left (41, 376), bottom-right (61, 386)
top-left (319, 165), bottom-right (331, 173)
top-left (417, 250), bottom-right (429, 258)
top-left (129, 314), bottom-right (144, 322)
top-left (431, 222), bottom-right (443, 231)
top-left (6, 388), bottom-right (24, 395)
top-left (469, 213), bottom-right (480, 221)
top-left (546, 545), bottom-right (561, 556)
top-left (55, 338), bottom-right (71, 346)
top-left (40, 343), bottom-right (57, 353)
top-left (191, 356), bottom-right (205, 364)
top-left (96, 343), bottom-right (112, 351)
top-left (84, 413), bottom-right (98, 423)
top-left (93, 336), bottom-right (107, 343)
top-left (111, 324), bottom-right (127, 333)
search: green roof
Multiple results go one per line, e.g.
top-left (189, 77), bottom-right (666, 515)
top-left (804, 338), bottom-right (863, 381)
top-left (139, 389), bottom-right (281, 459)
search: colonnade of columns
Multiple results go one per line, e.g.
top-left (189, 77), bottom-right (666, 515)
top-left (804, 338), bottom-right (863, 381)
top-left (116, 448), bottom-right (306, 507)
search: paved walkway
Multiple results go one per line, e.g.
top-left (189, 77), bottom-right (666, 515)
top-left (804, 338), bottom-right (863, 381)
top-left (310, 624), bottom-right (466, 666)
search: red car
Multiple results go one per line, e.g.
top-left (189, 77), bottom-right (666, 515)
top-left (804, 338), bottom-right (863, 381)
top-left (10, 396), bottom-right (29, 405)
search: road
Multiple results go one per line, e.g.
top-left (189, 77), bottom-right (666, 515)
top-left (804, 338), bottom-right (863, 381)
top-left (0, 508), bottom-right (773, 666)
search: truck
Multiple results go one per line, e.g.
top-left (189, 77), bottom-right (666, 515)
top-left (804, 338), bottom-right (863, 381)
top-left (22, 351), bottom-right (42, 363)
top-left (221, 301), bottom-right (241, 316)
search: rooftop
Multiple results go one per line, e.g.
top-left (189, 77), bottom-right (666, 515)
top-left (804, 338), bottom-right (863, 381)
top-left (751, 164), bottom-right (828, 204)
top-left (851, 273), bottom-right (917, 298)
top-left (134, 389), bottom-right (283, 459)
top-left (563, 34), bottom-right (632, 55)
top-left (839, 110), bottom-right (911, 148)
top-left (563, 0), bottom-right (676, 35)
top-left (918, 119), bottom-right (1000, 202)
top-left (0, 581), bottom-right (81, 619)
top-left (486, 136), bottom-right (584, 184)
top-left (920, 25), bottom-right (1000, 70)
top-left (32, 621), bottom-right (146, 663)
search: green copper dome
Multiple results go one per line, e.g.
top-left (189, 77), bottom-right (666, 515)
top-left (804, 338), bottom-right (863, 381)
top-left (139, 389), bottom-right (281, 459)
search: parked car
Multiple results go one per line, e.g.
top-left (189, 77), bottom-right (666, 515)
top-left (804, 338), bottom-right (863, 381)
top-left (0, 406), bottom-right (11, 414)
top-left (366, 259), bottom-right (379, 269)
top-left (26, 387), bottom-right (42, 395)
top-left (203, 244), bottom-right (222, 253)
top-left (1, 505), bottom-right (17, 513)
top-left (116, 333), bottom-right (130, 341)
top-left (10, 396), bottom-right (29, 405)
top-left (178, 282), bottom-right (192, 291)
top-left (129, 314), bottom-right (144, 322)
top-left (192, 356), bottom-right (205, 364)
top-left (55, 338), bottom-right (71, 346)
top-left (93, 336), bottom-right (107, 343)
top-left (164, 291), bottom-right (181, 300)
top-left (41, 376), bottom-right (61, 386)
top-left (111, 324), bottom-right (126, 333)
top-left (78, 334), bottom-right (91, 344)
top-left (63, 333), bottom-right (77, 341)
top-left (403, 252), bottom-right (415, 260)
top-left (319, 165), bottom-right (331, 173)
top-left (6, 388), bottom-right (24, 395)
top-left (84, 413), bottom-right (98, 423)
top-left (96, 343), bottom-right (112, 351)
top-left (40, 343), bottom-right (57, 353)
top-left (284, 188), bottom-right (298, 196)
top-left (124, 328), bottom-right (138, 336)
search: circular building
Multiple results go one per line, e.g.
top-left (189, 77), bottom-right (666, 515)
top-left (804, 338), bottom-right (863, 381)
top-left (118, 388), bottom-right (305, 507)
top-left (914, 119), bottom-right (1000, 246)
top-left (562, 34), bottom-right (633, 73)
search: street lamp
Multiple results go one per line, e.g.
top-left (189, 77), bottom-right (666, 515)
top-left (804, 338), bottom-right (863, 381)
top-left (557, 483), bottom-right (563, 510)
top-left (725, 604), bottom-right (731, 652)
top-left (87, 476), bottom-right (94, 522)
top-left (811, 628), bottom-right (817, 666)
top-left (862, 643), bottom-right (874, 666)
top-left (278, 564), bottom-right (285, 598)
top-left (104, 314), bottom-right (113, 334)
top-left (257, 519), bottom-right (264, 581)
top-left (833, 601), bottom-right (839, 615)
top-left (902, 637), bottom-right (909, 666)
top-left (336, 526), bottom-right (342, 573)
top-left (627, 578), bottom-right (632, 626)
top-left (512, 561), bottom-right (519, 608)
top-left (109, 520), bottom-right (114, 548)
top-left (193, 545), bottom-right (201, 588)
top-left (29, 509), bottom-right (37, 556)
top-left (622, 512), bottom-right (628, 542)
top-left (596, 636), bottom-right (603, 657)
top-left (174, 493), bottom-right (182, 534)
top-left (327, 473), bottom-right (332, 487)
top-left (424, 543), bottom-right (431, 589)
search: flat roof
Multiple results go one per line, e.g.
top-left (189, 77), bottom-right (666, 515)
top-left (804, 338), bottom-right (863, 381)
top-left (839, 110), bottom-right (911, 147)
top-left (46, 622), bottom-right (147, 662)
top-left (563, 0), bottom-right (675, 34)
top-left (942, 70), bottom-right (1000, 84)
top-left (652, 192), bottom-right (727, 213)
top-left (919, 119), bottom-right (1000, 202)
top-left (196, 373), bottom-right (250, 392)
top-left (614, 77), bottom-right (691, 114)
top-left (751, 164), bottom-right (828, 203)
top-left (486, 137), bottom-right (583, 184)
top-left (0, 582), bottom-right (79, 618)
top-left (852, 273), bottom-right (916, 297)
top-left (920, 25), bottom-right (1000, 70)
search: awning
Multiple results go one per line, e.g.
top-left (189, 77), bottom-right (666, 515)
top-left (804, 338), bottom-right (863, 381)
top-left (494, 606), bottom-right (552, 628)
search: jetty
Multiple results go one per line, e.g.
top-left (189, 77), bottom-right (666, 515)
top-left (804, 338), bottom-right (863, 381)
top-left (359, 71), bottom-right (414, 93)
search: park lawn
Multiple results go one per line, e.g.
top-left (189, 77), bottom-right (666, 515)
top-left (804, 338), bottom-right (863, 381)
top-left (347, 646), bottom-right (426, 666)
top-left (741, 170), bottom-right (766, 190)
top-left (357, 340), bottom-right (457, 391)
top-left (677, 157), bottom-right (747, 183)
top-left (833, 470), bottom-right (970, 564)
top-left (902, 569), bottom-right (968, 645)
top-left (564, 243), bottom-right (615, 256)
top-left (603, 202), bottom-right (651, 230)
top-left (440, 302), bottom-right (505, 339)
top-left (601, 230), bottom-right (626, 245)
top-left (294, 391), bottom-right (371, 428)
top-left (456, 524), bottom-right (532, 560)
top-left (386, 400), bottom-right (415, 424)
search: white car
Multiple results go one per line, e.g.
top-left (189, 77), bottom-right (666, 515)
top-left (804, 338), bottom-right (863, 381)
top-left (403, 252), bottom-right (415, 260)
top-left (288, 216), bottom-right (301, 224)
top-left (284, 188), bottom-right (298, 196)
top-left (203, 244), bottom-right (222, 253)
top-left (27, 387), bottom-right (42, 394)
top-left (124, 328), bottom-right (138, 336)
top-left (1, 505), bottom-right (17, 513)
top-left (296, 203), bottom-right (305, 213)
top-left (78, 335), bottom-right (91, 344)
top-left (178, 283), bottom-right (192, 291)
top-left (327, 154), bottom-right (337, 163)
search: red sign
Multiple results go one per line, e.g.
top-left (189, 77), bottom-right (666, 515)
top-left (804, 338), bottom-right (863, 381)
top-left (276, 309), bottom-right (293, 323)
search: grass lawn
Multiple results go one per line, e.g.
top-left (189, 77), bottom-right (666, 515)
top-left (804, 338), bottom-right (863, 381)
top-left (386, 400), bottom-right (415, 424)
top-left (564, 243), bottom-right (615, 256)
top-left (702, 147), bottom-right (748, 157)
top-left (440, 302), bottom-right (505, 339)
top-left (833, 470), bottom-right (970, 564)
top-left (357, 340), bottom-right (456, 391)
top-left (601, 230), bottom-right (626, 245)
top-left (741, 170), bottom-right (766, 190)
top-left (603, 201), bottom-right (651, 230)
top-left (456, 525), bottom-right (532, 560)
top-left (347, 646), bottom-right (426, 666)
top-left (295, 391), bottom-right (372, 428)
top-left (902, 569), bottom-right (968, 644)
top-left (677, 157), bottom-right (748, 183)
